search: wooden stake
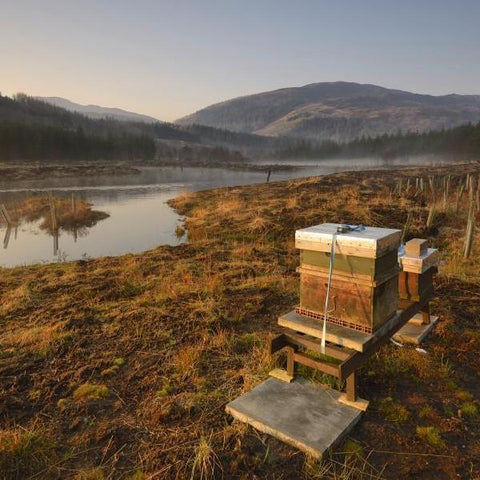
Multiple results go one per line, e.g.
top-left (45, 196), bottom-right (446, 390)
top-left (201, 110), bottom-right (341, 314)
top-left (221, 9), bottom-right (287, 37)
top-left (49, 196), bottom-right (58, 231)
top-left (426, 176), bottom-right (436, 228)
top-left (464, 177), bottom-right (476, 258)
top-left (3, 226), bottom-right (11, 249)
top-left (266, 168), bottom-right (272, 183)
top-left (464, 201), bottom-right (475, 258)
top-left (0, 204), bottom-right (13, 226)
top-left (402, 211), bottom-right (413, 244)
top-left (455, 183), bottom-right (465, 213)
top-left (443, 175), bottom-right (450, 212)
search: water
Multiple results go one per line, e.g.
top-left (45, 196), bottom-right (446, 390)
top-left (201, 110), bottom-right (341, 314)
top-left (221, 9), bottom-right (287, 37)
top-left (0, 156), bottom-right (458, 267)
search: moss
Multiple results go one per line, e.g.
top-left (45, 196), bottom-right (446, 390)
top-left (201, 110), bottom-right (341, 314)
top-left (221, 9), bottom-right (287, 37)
top-left (416, 426), bottom-right (445, 447)
top-left (456, 390), bottom-right (474, 401)
top-left (73, 383), bottom-right (110, 402)
top-left (343, 439), bottom-right (364, 458)
top-left (379, 397), bottom-right (410, 422)
top-left (113, 357), bottom-right (125, 366)
top-left (74, 467), bottom-right (105, 480)
top-left (232, 332), bottom-right (261, 353)
top-left (460, 402), bottom-right (479, 418)
top-left (125, 471), bottom-right (145, 480)
top-left (418, 406), bottom-right (435, 419)
top-left (156, 379), bottom-right (172, 397)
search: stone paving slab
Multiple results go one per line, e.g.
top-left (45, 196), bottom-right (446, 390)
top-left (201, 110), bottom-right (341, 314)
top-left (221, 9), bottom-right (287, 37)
top-left (225, 377), bottom-right (363, 459)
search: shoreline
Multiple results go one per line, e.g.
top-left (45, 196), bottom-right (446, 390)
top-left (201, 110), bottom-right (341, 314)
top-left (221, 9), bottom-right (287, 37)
top-left (0, 163), bottom-right (140, 181)
top-left (0, 163), bottom-right (479, 478)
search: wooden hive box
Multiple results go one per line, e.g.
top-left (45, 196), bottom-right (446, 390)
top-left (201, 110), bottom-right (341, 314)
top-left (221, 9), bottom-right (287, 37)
top-left (295, 224), bottom-right (401, 333)
top-left (398, 239), bottom-right (438, 303)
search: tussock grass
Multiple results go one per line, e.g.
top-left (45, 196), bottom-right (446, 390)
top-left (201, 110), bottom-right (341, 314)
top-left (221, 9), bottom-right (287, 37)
top-left (190, 435), bottom-right (221, 480)
top-left (73, 383), bottom-right (110, 402)
top-left (416, 426), bottom-right (445, 447)
top-left (1, 164), bottom-right (480, 478)
top-left (0, 425), bottom-right (61, 479)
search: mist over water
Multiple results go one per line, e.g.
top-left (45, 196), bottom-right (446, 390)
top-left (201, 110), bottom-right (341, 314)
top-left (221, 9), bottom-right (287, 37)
top-left (0, 156), bottom-right (465, 267)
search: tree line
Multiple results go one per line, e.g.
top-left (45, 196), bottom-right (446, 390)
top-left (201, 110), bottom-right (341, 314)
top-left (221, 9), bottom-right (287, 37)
top-left (275, 122), bottom-right (480, 160)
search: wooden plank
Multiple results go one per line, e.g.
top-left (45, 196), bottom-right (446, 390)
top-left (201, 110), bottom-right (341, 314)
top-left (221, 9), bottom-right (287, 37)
top-left (271, 332), bottom-right (353, 361)
top-left (278, 310), bottom-right (372, 352)
top-left (281, 331), bottom-right (353, 361)
top-left (293, 352), bottom-right (341, 378)
top-left (346, 372), bottom-right (357, 402)
top-left (286, 347), bottom-right (295, 377)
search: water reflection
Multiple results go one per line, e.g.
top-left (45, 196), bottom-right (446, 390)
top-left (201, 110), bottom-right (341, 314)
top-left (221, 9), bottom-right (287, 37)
top-left (0, 158), bottom-right (465, 267)
top-left (3, 226), bottom-right (12, 249)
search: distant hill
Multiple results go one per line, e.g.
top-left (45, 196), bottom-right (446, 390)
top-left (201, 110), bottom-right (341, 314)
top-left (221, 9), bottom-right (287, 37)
top-left (176, 82), bottom-right (480, 142)
top-left (0, 94), bottom-right (263, 163)
top-left (36, 96), bottom-right (160, 124)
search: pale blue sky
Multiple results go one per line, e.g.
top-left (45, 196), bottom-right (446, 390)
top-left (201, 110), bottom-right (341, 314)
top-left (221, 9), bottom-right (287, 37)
top-left (1, 0), bottom-right (479, 121)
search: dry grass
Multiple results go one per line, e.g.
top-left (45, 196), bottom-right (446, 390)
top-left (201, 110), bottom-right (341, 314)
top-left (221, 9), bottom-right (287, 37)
top-left (0, 164), bottom-right (480, 479)
top-left (2, 322), bottom-right (70, 357)
top-left (0, 425), bottom-right (61, 479)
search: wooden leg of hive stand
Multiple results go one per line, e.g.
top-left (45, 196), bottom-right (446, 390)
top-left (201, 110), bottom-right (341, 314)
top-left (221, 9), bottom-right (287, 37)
top-left (421, 302), bottom-right (431, 325)
top-left (286, 346), bottom-right (295, 378)
top-left (346, 371), bottom-right (357, 402)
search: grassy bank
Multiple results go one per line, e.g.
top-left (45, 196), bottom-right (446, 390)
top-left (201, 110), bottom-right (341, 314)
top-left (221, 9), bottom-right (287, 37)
top-left (1, 164), bottom-right (480, 479)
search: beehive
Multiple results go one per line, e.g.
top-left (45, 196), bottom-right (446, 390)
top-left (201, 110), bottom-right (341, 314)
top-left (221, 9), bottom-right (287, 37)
top-left (295, 223), bottom-right (401, 333)
top-left (398, 238), bottom-right (438, 303)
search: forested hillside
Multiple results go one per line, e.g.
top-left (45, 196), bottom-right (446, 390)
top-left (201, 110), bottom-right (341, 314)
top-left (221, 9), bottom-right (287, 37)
top-left (0, 94), bottom-right (159, 161)
top-left (0, 94), bottom-right (276, 162)
top-left (276, 122), bottom-right (480, 160)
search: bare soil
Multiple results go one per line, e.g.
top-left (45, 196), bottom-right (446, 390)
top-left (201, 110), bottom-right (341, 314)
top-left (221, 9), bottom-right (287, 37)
top-left (0, 163), bottom-right (479, 479)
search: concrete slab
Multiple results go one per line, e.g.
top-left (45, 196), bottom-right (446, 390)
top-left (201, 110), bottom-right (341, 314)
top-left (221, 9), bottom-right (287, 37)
top-left (225, 377), bottom-right (363, 459)
top-left (393, 315), bottom-right (439, 344)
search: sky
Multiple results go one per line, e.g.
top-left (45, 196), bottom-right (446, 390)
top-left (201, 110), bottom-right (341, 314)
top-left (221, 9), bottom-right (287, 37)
top-left (1, 0), bottom-right (480, 121)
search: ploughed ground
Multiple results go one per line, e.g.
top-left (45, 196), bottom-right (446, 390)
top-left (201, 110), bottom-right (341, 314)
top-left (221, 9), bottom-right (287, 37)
top-left (1, 164), bottom-right (480, 479)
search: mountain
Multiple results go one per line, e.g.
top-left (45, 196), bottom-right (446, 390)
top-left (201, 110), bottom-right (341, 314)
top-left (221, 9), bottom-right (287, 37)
top-left (176, 82), bottom-right (480, 142)
top-left (36, 96), bottom-right (160, 124)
